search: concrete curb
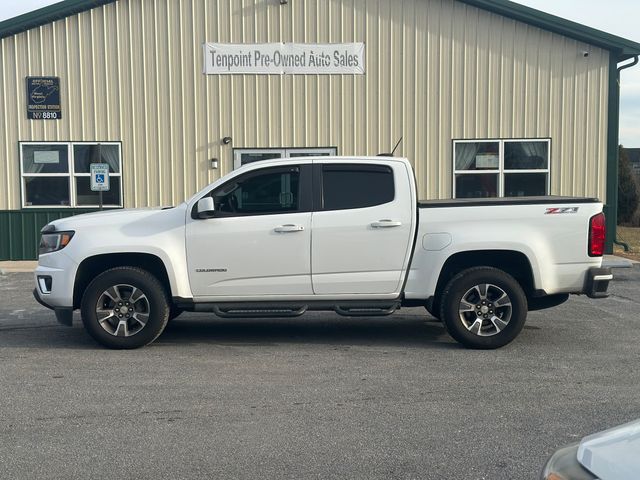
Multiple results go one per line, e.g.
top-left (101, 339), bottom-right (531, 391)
top-left (603, 255), bottom-right (638, 269)
top-left (0, 261), bottom-right (38, 274)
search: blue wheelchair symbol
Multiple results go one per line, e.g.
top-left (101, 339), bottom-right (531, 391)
top-left (95, 174), bottom-right (105, 184)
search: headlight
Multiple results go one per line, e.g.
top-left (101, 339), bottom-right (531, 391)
top-left (39, 231), bottom-right (75, 255)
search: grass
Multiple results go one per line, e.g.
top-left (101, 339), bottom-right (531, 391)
top-left (614, 226), bottom-right (640, 261)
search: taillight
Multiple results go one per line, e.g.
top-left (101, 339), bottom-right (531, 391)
top-left (589, 212), bottom-right (606, 257)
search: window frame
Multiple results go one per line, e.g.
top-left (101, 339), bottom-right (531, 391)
top-left (452, 138), bottom-right (551, 198)
top-left (233, 147), bottom-right (337, 170)
top-left (19, 141), bottom-right (124, 209)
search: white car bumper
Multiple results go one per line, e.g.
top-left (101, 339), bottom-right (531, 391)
top-left (33, 252), bottom-right (79, 325)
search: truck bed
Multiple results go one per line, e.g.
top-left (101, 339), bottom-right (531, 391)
top-left (418, 196), bottom-right (600, 208)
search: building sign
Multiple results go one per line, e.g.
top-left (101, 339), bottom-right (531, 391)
top-left (90, 163), bottom-right (110, 192)
top-left (203, 43), bottom-right (365, 75)
top-left (26, 77), bottom-right (62, 120)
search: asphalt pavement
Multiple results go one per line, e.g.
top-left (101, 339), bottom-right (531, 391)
top-left (1, 267), bottom-right (639, 479)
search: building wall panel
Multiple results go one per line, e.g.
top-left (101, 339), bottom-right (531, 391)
top-left (0, 0), bottom-right (610, 212)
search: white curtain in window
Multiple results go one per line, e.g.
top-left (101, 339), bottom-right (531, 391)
top-left (99, 145), bottom-right (120, 172)
top-left (26, 158), bottom-right (45, 174)
top-left (455, 143), bottom-right (481, 170)
top-left (520, 141), bottom-right (548, 168)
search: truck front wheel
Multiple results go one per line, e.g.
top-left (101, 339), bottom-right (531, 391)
top-left (80, 267), bottom-right (170, 349)
top-left (439, 267), bottom-right (527, 349)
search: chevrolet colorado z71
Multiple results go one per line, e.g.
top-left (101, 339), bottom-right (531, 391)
top-left (33, 157), bottom-right (612, 349)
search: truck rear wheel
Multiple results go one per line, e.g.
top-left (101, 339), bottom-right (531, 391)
top-left (80, 267), bottom-right (170, 349)
top-left (439, 267), bottom-right (527, 349)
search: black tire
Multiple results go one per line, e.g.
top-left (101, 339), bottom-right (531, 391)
top-left (439, 267), bottom-right (527, 349)
top-left (80, 267), bottom-right (170, 349)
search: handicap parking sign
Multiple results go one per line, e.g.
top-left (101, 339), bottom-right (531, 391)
top-left (90, 163), bottom-right (110, 192)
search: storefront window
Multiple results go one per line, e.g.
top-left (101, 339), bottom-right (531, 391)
top-left (24, 177), bottom-right (70, 206)
top-left (21, 144), bottom-right (71, 206)
top-left (455, 174), bottom-right (499, 199)
top-left (233, 148), bottom-right (337, 169)
top-left (20, 142), bottom-right (123, 208)
top-left (453, 139), bottom-right (550, 198)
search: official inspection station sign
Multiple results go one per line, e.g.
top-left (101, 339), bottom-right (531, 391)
top-left (90, 163), bottom-right (110, 192)
top-left (26, 77), bottom-right (62, 120)
top-left (203, 43), bottom-right (365, 75)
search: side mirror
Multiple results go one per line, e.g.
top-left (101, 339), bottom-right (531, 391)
top-left (196, 197), bottom-right (215, 219)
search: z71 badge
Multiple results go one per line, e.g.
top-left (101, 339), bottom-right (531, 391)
top-left (545, 207), bottom-right (579, 215)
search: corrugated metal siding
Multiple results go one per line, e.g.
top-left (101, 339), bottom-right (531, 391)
top-left (0, 0), bottom-right (610, 211)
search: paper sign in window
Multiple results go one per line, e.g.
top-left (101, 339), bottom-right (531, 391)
top-left (33, 151), bottom-right (60, 164)
top-left (475, 154), bottom-right (499, 169)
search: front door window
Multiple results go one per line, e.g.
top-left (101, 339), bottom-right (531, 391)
top-left (214, 168), bottom-right (300, 215)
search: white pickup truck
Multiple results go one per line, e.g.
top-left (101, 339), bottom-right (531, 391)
top-left (33, 157), bottom-right (612, 350)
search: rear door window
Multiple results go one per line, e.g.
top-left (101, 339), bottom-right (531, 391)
top-left (321, 164), bottom-right (395, 210)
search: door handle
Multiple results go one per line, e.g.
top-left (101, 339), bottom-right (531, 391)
top-left (371, 220), bottom-right (402, 228)
top-left (274, 224), bottom-right (305, 233)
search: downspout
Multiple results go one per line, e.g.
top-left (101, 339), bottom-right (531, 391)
top-left (605, 54), bottom-right (639, 254)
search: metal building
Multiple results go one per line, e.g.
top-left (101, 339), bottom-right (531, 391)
top-left (1, 0), bottom-right (639, 259)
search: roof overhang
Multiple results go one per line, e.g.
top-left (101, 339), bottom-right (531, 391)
top-left (0, 0), bottom-right (116, 39)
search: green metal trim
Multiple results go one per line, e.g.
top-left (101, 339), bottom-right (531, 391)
top-left (457, 0), bottom-right (640, 60)
top-left (604, 55), bottom-right (640, 253)
top-left (605, 54), bottom-right (621, 254)
top-left (0, 0), bottom-right (116, 40)
top-left (0, 208), bottom-right (111, 261)
top-left (1, 0), bottom-right (640, 59)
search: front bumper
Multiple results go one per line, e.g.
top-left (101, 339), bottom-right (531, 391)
top-left (34, 261), bottom-right (76, 306)
top-left (33, 252), bottom-right (78, 326)
top-left (33, 288), bottom-right (73, 326)
top-left (584, 267), bottom-right (613, 299)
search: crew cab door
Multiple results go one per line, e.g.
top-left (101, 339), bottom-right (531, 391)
top-left (311, 161), bottom-right (415, 295)
top-left (186, 164), bottom-right (313, 297)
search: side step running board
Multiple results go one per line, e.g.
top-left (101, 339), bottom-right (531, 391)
top-left (334, 304), bottom-right (399, 317)
top-left (187, 300), bottom-right (402, 318)
top-left (212, 305), bottom-right (307, 318)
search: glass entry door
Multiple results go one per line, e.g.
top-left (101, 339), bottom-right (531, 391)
top-left (233, 148), bottom-right (336, 169)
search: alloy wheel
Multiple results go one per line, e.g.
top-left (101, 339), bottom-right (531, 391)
top-left (458, 283), bottom-right (513, 337)
top-left (95, 284), bottom-right (150, 337)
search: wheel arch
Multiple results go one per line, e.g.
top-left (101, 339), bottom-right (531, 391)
top-left (73, 253), bottom-right (172, 309)
top-left (434, 250), bottom-right (537, 303)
